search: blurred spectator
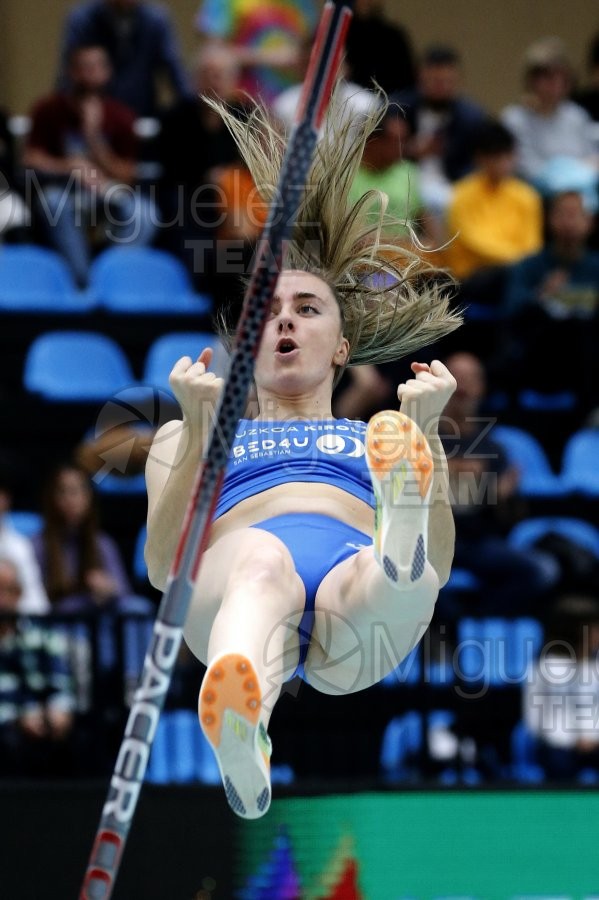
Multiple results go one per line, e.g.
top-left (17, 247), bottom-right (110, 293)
top-left (200, 160), bottom-right (269, 322)
top-left (348, 106), bottom-right (434, 245)
top-left (0, 474), bottom-right (49, 615)
top-left (57, 0), bottom-right (189, 118)
top-left (213, 163), bottom-right (268, 247)
top-left (501, 37), bottom-right (598, 208)
top-left (574, 32), bottom-right (599, 122)
top-left (195, 0), bottom-right (318, 105)
top-left (75, 423), bottom-right (154, 480)
top-left (24, 44), bottom-right (157, 289)
top-left (157, 44), bottom-right (245, 268)
top-left (505, 190), bottom-right (599, 318)
top-left (32, 463), bottom-right (140, 615)
top-left (0, 558), bottom-right (76, 776)
top-left (344, 0), bottom-right (415, 96)
top-left (272, 32), bottom-right (377, 136)
top-left (439, 352), bottom-right (559, 619)
top-left (394, 45), bottom-right (487, 219)
top-left (157, 42), bottom-right (248, 297)
top-left (333, 96), bottom-right (445, 423)
top-left (0, 108), bottom-right (30, 240)
top-left (446, 119), bottom-right (543, 280)
top-left (503, 190), bottom-right (599, 401)
top-left (524, 594), bottom-right (599, 780)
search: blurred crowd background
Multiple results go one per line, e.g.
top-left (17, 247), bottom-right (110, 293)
top-left (1, 0), bottom-right (599, 790)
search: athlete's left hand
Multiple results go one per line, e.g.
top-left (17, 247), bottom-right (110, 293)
top-left (397, 360), bottom-right (457, 434)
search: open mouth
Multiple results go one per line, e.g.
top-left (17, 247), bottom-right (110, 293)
top-left (275, 338), bottom-right (298, 355)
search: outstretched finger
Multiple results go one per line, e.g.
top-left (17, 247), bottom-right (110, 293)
top-left (197, 346), bottom-right (214, 369)
top-left (411, 361), bottom-right (430, 373)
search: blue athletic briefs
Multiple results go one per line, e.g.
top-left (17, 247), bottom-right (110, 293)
top-left (250, 513), bottom-right (371, 681)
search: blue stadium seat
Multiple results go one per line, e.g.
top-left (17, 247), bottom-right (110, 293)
top-left (0, 244), bottom-right (96, 312)
top-left (379, 641), bottom-right (455, 688)
top-left (509, 516), bottom-right (599, 559)
top-left (145, 710), bottom-right (295, 786)
top-left (456, 617), bottom-right (544, 687)
top-left (511, 722), bottom-right (599, 785)
top-left (143, 332), bottom-right (230, 392)
top-left (78, 413), bottom-right (155, 496)
top-left (133, 525), bottom-right (148, 585)
top-left (380, 711), bottom-right (422, 781)
top-left (518, 389), bottom-right (577, 412)
top-left (444, 567), bottom-right (480, 591)
top-left (24, 331), bottom-right (137, 402)
top-left (380, 710), bottom-right (480, 783)
top-left (7, 510), bottom-right (42, 538)
top-left (561, 430), bottom-right (599, 496)
top-left (493, 424), bottom-right (566, 497)
top-left (510, 721), bottom-right (546, 783)
top-left (425, 646), bottom-right (456, 687)
top-left (91, 247), bottom-right (212, 315)
top-left (93, 472), bottom-right (147, 495)
top-left (380, 645), bottom-right (421, 687)
top-left (119, 600), bottom-right (155, 689)
top-left (146, 710), bottom-right (220, 784)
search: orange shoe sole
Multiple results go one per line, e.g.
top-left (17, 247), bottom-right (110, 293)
top-left (366, 411), bottom-right (433, 585)
top-left (367, 410), bottom-right (434, 498)
top-left (199, 653), bottom-right (271, 818)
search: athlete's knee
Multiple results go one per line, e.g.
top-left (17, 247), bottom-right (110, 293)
top-left (350, 546), bottom-right (377, 579)
top-left (331, 547), bottom-right (378, 603)
top-left (227, 532), bottom-right (299, 594)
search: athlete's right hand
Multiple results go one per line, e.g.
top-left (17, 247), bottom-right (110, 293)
top-left (168, 347), bottom-right (224, 422)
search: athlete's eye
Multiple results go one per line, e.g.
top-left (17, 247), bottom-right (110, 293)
top-left (299, 304), bottom-right (318, 314)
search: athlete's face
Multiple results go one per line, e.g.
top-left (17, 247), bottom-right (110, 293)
top-left (254, 271), bottom-right (349, 400)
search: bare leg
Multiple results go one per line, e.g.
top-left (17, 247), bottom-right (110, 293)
top-left (184, 528), bottom-right (305, 819)
top-left (184, 527), bottom-right (305, 718)
top-left (305, 548), bottom-right (438, 694)
top-left (306, 411), bottom-right (440, 694)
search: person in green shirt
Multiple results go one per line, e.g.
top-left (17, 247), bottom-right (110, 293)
top-left (349, 107), bottom-right (429, 243)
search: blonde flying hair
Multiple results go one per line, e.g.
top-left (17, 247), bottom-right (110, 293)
top-left (209, 88), bottom-right (462, 382)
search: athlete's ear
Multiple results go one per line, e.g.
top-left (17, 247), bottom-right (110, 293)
top-left (334, 337), bottom-right (350, 366)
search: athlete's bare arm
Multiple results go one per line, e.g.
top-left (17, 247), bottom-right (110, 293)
top-left (145, 348), bottom-right (223, 589)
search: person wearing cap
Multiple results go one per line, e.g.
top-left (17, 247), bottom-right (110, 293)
top-left (501, 37), bottom-right (598, 200)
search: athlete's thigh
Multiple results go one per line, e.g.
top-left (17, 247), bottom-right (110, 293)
top-left (183, 526), bottom-right (304, 663)
top-left (303, 549), bottom-right (377, 695)
top-left (304, 547), bottom-right (433, 695)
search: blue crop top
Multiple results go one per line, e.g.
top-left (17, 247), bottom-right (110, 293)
top-left (214, 418), bottom-right (376, 518)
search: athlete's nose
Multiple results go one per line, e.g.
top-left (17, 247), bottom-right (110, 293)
top-left (277, 315), bottom-right (295, 332)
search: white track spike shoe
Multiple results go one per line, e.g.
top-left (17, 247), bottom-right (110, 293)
top-left (199, 653), bottom-right (272, 819)
top-left (366, 410), bottom-right (434, 588)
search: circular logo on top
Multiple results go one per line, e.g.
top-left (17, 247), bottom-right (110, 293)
top-left (315, 434), bottom-right (365, 458)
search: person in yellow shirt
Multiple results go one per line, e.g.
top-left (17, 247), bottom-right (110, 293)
top-left (446, 120), bottom-right (543, 280)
